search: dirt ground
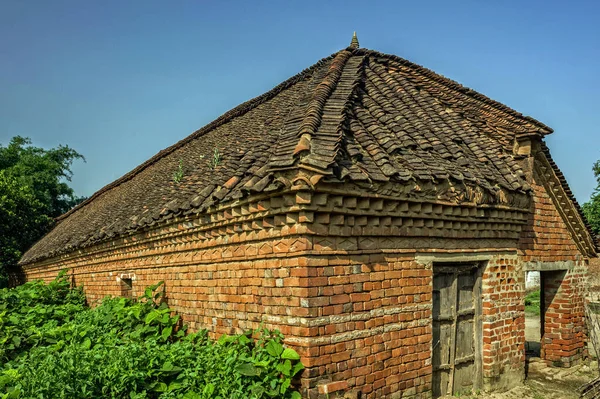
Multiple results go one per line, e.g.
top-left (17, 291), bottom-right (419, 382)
top-left (441, 314), bottom-right (599, 398)
top-left (480, 360), bottom-right (598, 399)
top-left (525, 313), bottom-right (541, 356)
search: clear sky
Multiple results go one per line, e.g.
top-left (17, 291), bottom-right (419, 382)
top-left (1, 0), bottom-right (599, 203)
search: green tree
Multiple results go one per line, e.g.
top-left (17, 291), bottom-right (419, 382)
top-left (0, 136), bottom-right (84, 287)
top-left (583, 160), bottom-right (600, 236)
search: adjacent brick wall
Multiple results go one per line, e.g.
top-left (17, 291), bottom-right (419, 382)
top-left (481, 256), bottom-right (525, 390)
top-left (541, 264), bottom-right (587, 367)
top-left (518, 166), bottom-right (588, 367)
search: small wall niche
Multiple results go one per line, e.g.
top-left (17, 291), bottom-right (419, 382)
top-left (119, 274), bottom-right (135, 299)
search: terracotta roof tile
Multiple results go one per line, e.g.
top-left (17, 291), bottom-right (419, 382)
top-left (21, 46), bottom-right (562, 264)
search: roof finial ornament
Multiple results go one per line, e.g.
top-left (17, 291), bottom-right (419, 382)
top-left (350, 31), bottom-right (359, 49)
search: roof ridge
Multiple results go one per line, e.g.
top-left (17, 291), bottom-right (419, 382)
top-left (293, 50), bottom-right (353, 157)
top-left (296, 52), bottom-right (367, 173)
top-left (55, 53), bottom-right (337, 223)
top-left (329, 54), bottom-right (368, 172)
top-left (354, 48), bottom-right (553, 135)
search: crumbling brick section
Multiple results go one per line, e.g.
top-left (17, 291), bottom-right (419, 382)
top-left (481, 256), bottom-right (525, 390)
top-left (541, 265), bottom-right (587, 367)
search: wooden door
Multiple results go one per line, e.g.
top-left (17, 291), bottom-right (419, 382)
top-left (432, 264), bottom-right (481, 398)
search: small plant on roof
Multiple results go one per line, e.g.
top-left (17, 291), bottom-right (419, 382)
top-left (172, 159), bottom-right (184, 183)
top-left (211, 147), bottom-right (221, 169)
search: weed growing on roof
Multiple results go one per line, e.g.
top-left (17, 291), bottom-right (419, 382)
top-left (210, 148), bottom-right (221, 170)
top-left (0, 272), bottom-right (303, 399)
top-left (172, 159), bottom-right (184, 183)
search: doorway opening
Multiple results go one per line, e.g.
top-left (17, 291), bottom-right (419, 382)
top-left (524, 270), bottom-right (563, 367)
top-left (432, 263), bottom-right (482, 398)
top-left (524, 271), bottom-right (541, 359)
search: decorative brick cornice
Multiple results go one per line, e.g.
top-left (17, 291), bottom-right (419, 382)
top-left (533, 149), bottom-right (596, 258)
top-left (23, 186), bottom-right (531, 270)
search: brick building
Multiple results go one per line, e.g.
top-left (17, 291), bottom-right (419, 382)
top-left (17, 36), bottom-right (596, 398)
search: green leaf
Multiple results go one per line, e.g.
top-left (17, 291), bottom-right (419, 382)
top-left (81, 338), bottom-right (91, 350)
top-left (154, 382), bottom-right (168, 392)
top-left (278, 360), bottom-right (292, 376)
top-left (238, 334), bottom-right (251, 345)
top-left (291, 392), bottom-right (302, 399)
top-left (162, 326), bottom-right (172, 341)
top-left (202, 383), bottom-right (215, 396)
top-left (280, 378), bottom-right (291, 394)
top-left (291, 362), bottom-right (305, 376)
top-left (253, 360), bottom-right (270, 368)
top-left (167, 381), bottom-right (183, 392)
top-left (132, 306), bottom-right (141, 319)
top-left (236, 363), bottom-right (260, 376)
top-left (161, 361), bottom-right (174, 372)
top-left (281, 348), bottom-right (300, 360)
top-left (250, 385), bottom-right (266, 396)
top-left (266, 340), bottom-right (283, 357)
top-left (144, 311), bottom-right (160, 325)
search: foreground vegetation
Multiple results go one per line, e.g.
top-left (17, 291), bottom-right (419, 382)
top-left (0, 272), bottom-right (303, 399)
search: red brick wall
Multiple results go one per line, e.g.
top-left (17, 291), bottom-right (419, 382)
top-left (481, 256), bottom-right (525, 389)
top-left (297, 253), bottom-right (432, 399)
top-left (24, 235), bottom-right (436, 398)
top-left (23, 235), bottom-right (314, 339)
top-left (541, 265), bottom-right (588, 366)
top-left (519, 169), bottom-right (580, 262)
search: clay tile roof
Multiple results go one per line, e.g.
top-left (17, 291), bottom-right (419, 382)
top-left (21, 45), bottom-right (557, 265)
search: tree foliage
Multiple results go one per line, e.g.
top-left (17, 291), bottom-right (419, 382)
top-left (0, 137), bottom-right (84, 287)
top-left (583, 160), bottom-right (600, 236)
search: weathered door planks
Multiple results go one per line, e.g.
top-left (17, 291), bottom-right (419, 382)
top-left (432, 264), bottom-right (482, 398)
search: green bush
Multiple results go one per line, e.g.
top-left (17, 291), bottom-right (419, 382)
top-left (0, 273), bottom-right (303, 399)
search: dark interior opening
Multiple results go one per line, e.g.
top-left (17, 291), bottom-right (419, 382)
top-left (120, 277), bottom-right (133, 299)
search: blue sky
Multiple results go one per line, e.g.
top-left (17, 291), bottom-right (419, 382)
top-left (1, 1), bottom-right (599, 203)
